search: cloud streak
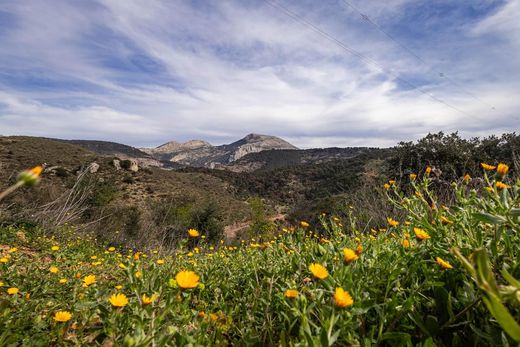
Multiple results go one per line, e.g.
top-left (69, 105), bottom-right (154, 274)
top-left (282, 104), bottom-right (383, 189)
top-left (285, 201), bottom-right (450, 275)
top-left (0, 0), bottom-right (518, 148)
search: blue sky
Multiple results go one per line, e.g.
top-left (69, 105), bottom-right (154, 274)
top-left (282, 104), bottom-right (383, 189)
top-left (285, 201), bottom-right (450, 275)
top-left (0, 0), bottom-right (518, 148)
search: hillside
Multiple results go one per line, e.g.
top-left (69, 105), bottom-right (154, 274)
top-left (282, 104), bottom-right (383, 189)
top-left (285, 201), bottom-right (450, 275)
top-left (0, 136), bottom-right (251, 247)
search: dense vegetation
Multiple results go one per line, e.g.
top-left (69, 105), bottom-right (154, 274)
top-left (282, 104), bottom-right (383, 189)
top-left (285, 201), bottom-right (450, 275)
top-left (0, 163), bottom-right (519, 345)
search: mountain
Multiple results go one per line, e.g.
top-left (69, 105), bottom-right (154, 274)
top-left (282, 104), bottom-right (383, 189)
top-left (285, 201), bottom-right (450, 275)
top-left (142, 133), bottom-right (298, 167)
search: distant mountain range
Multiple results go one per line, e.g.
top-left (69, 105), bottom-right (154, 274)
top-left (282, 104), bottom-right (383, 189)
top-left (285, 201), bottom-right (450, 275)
top-left (140, 133), bottom-right (298, 168)
top-left (53, 133), bottom-right (380, 172)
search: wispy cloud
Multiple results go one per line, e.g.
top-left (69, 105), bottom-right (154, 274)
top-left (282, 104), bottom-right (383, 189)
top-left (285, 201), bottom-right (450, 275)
top-left (0, 0), bottom-right (518, 148)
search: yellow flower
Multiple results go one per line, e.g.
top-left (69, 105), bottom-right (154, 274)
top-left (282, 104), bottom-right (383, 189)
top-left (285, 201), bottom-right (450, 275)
top-left (142, 294), bottom-right (158, 305)
top-left (383, 183), bottom-right (391, 189)
top-left (463, 174), bottom-right (471, 182)
top-left (309, 263), bottom-right (328, 280)
top-left (485, 186), bottom-right (494, 193)
top-left (115, 285), bottom-right (123, 290)
top-left (436, 257), bottom-right (453, 270)
top-left (83, 275), bottom-right (96, 287)
top-left (157, 259), bottom-right (165, 265)
top-left (414, 228), bottom-right (430, 240)
top-left (481, 163), bottom-right (496, 171)
top-left (175, 270), bottom-right (200, 289)
top-left (387, 217), bottom-right (399, 227)
top-left (388, 180), bottom-right (396, 185)
top-left (108, 247), bottom-right (116, 252)
top-left (402, 239), bottom-right (411, 248)
top-left (496, 163), bottom-right (509, 176)
top-left (135, 271), bottom-right (142, 279)
top-left (496, 181), bottom-right (511, 190)
top-left (0, 282), bottom-right (3, 287)
top-left (334, 287), bottom-right (353, 308)
top-left (7, 287), bottom-right (19, 295)
top-left (425, 166), bottom-right (432, 175)
top-left (59, 278), bottom-right (68, 284)
top-left (409, 173), bottom-right (417, 180)
top-left (187, 229), bottom-right (200, 238)
top-left (118, 263), bottom-right (127, 269)
top-left (51, 245), bottom-right (60, 251)
top-left (415, 191), bottom-right (423, 198)
top-left (8, 247), bottom-right (17, 253)
top-left (109, 293), bottom-right (129, 307)
top-left (343, 248), bottom-right (359, 263)
top-left (17, 166), bottom-right (43, 186)
top-left (285, 289), bottom-right (299, 298)
top-left (441, 216), bottom-right (453, 225)
top-left (300, 221), bottom-right (310, 228)
top-left (53, 311), bottom-right (72, 322)
top-left (0, 257), bottom-right (8, 263)
top-left (49, 266), bottom-right (59, 274)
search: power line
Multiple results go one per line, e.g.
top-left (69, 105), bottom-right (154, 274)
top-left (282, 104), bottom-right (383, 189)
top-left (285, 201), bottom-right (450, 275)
top-left (339, 0), bottom-right (495, 110)
top-left (263, 0), bottom-right (473, 117)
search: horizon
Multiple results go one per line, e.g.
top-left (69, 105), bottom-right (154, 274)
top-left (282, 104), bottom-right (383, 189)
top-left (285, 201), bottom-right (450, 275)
top-left (1, 1), bottom-right (519, 148)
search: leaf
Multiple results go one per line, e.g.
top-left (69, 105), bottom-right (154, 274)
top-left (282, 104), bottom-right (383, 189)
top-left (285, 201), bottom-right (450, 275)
top-left (482, 296), bottom-right (520, 342)
top-left (472, 212), bottom-right (506, 225)
top-left (501, 269), bottom-right (520, 289)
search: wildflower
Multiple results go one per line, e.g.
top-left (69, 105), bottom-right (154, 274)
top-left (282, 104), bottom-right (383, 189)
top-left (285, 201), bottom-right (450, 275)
top-left (210, 313), bottom-right (218, 321)
top-left (175, 270), bottom-right (200, 289)
top-left (436, 257), bottom-right (453, 270)
top-left (387, 217), bottom-right (399, 227)
top-left (108, 247), bottom-right (116, 252)
top-left (187, 229), bottom-right (200, 238)
top-left (109, 293), bottom-right (129, 307)
top-left (83, 275), bottom-right (96, 287)
top-left (496, 163), bottom-right (509, 176)
top-left (463, 174), bottom-right (471, 182)
top-left (51, 246), bottom-right (60, 251)
top-left (7, 287), bottom-right (19, 295)
top-left (309, 263), bottom-right (328, 280)
top-left (414, 228), bottom-right (430, 240)
top-left (198, 311), bottom-right (206, 318)
top-left (415, 191), bottom-right (423, 198)
top-left (402, 239), bottom-right (411, 248)
top-left (285, 289), bottom-right (299, 298)
top-left (157, 259), bottom-right (165, 265)
top-left (300, 221), bottom-right (310, 228)
top-left (0, 257), bottom-right (8, 263)
top-left (388, 180), bottom-right (396, 185)
top-left (53, 311), bottom-right (72, 322)
top-left (135, 271), bottom-right (142, 279)
top-left (118, 263), bottom-right (127, 269)
top-left (142, 294), bottom-right (158, 305)
top-left (409, 173), bottom-right (417, 180)
top-left (8, 247), bottom-right (17, 253)
top-left (17, 166), bottom-right (43, 186)
top-left (0, 282), bottom-right (3, 287)
top-left (485, 186), bottom-right (494, 193)
top-left (383, 183), bottom-right (390, 189)
top-left (334, 287), bottom-right (353, 308)
top-left (49, 266), bottom-right (59, 274)
top-left (342, 248), bottom-right (359, 263)
top-left (425, 166), bottom-right (432, 175)
top-left (59, 279), bottom-right (68, 284)
top-left (115, 285), bottom-right (123, 290)
top-left (496, 181), bottom-right (511, 190)
top-left (481, 163), bottom-right (496, 171)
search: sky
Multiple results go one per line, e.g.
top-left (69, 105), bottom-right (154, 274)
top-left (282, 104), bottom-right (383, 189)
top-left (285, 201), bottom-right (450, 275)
top-left (0, 0), bottom-right (519, 148)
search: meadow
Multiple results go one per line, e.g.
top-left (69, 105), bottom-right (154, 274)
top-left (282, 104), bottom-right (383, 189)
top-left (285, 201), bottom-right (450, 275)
top-left (0, 164), bottom-right (519, 346)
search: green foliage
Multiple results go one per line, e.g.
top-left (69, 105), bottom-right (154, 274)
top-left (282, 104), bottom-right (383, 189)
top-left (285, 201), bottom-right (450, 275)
top-left (247, 196), bottom-right (274, 237)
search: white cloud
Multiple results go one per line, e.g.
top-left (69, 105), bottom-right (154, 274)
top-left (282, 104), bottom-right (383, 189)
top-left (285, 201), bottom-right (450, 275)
top-left (0, 0), bottom-right (518, 148)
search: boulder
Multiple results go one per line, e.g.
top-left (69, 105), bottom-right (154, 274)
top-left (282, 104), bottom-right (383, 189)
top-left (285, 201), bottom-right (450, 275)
top-left (113, 159), bottom-right (121, 170)
top-left (89, 162), bottom-right (100, 173)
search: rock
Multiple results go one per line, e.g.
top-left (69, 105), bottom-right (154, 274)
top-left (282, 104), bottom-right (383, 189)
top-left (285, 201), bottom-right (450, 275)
top-left (89, 162), bottom-right (100, 173)
top-left (129, 159), bottom-right (139, 172)
top-left (113, 159), bottom-right (121, 170)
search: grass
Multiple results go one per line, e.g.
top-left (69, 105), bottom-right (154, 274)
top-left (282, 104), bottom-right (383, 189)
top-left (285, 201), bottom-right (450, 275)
top-left (0, 165), bottom-right (519, 346)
